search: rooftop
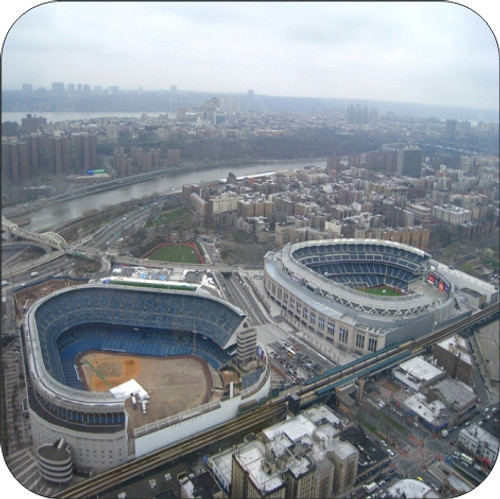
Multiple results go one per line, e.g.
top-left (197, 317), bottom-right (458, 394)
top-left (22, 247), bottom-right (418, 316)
top-left (436, 334), bottom-right (473, 366)
top-left (263, 413), bottom-right (317, 442)
top-left (460, 423), bottom-right (500, 454)
top-left (238, 443), bottom-right (283, 493)
top-left (333, 439), bottom-right (358, 460)
top-left (403, 392), bottom-right (449, 427)
top-left (387, 478), bottom-right (438, 498)
top-left (208, 405), bottom-right (355, 494)
top-left (432, 378), bottom-right (476, 410)
top-left (398, 356), bottom-right (445, 382)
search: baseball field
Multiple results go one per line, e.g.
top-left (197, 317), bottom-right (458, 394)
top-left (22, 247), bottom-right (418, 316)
top-left (141, 242), bottom-right (204, 264)
top-left (77, 351), bottom-right (215, 427)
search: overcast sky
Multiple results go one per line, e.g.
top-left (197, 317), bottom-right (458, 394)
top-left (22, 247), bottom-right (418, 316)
top-left (1, 1), bottom-right (499, 111)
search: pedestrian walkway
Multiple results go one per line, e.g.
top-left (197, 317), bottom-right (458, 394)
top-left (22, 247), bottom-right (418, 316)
top-left (4, 447), bottom-right (66, 498)
top-left (2, 340), bottom-right (31, 455)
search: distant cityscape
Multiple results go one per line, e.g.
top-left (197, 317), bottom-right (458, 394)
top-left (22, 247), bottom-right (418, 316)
top-left (2, 86), bottom-right (498, 190)
top-left (2, 81), bottom-right (499, 122)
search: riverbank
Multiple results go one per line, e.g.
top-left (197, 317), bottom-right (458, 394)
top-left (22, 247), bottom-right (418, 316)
top-left (3, 158), bottom-right (325, 224)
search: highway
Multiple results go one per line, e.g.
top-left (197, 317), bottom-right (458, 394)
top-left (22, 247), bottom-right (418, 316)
top-left (218, 270), bottom-right (270, 326)
top-left (1, 206), bottom-right (151, 279)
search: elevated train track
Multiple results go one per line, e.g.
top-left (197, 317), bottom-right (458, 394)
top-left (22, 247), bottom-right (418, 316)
top-left (287, 303), bottom-right (499, 405)
top-left (55, 303), bottom-right (498, 498)
top-left (56, 403), bottom-right (285, 499)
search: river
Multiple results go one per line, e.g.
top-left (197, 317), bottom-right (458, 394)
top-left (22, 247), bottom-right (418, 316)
top-left (17, 160), bottom-right (325, 233)
top-left (2, 111), bottom-right (172, 124)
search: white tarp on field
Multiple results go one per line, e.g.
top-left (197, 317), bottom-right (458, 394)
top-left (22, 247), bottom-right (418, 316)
top-left (110, 379), bottom-right (149, 401)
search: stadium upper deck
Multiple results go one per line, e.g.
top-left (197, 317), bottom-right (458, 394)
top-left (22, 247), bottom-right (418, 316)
top-left (26, 284), bottom-right (246, 406)
top-left (279, 239), bottom-right (440, 317)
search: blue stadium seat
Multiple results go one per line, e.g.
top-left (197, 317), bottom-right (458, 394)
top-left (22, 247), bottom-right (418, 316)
top-left (34, 287), bottom-right (245, 387)
top-left (292, 241), bottom-right (429, 292)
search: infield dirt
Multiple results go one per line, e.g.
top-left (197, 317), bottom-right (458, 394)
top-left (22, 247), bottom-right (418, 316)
top-left (77, 351), bottom-right (216, 428)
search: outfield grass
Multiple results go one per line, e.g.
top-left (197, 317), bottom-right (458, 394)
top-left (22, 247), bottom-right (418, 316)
top-left (359, 286), bottom-right (403, 297)
top-left (145, 208), bottom-right (186, 228)
top-left (482, 257), bottom-right (499, 269)
top-left (147, 244), bottom-right (200, 263)
top-left (154, 208), bottom-right (185, 226)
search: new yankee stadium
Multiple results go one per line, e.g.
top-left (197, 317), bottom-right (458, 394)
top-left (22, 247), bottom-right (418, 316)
top-left (264, 239), bottom-right (457, 358)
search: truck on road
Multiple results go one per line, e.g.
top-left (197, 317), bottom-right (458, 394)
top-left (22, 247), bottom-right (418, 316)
top-left (364, 481), bottom-right (379, 493)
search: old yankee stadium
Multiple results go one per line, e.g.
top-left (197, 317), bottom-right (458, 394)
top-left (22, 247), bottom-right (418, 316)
top-left (264, 239), bottom-right (458, 357)
top-left (23, 283), bottom-right (270, 473)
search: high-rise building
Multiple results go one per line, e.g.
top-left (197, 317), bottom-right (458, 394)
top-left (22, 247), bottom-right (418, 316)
top-left (106, 125), bottom-right (118, 143)
top-left (28, 134), bottom-right (40, 174)
top-left (328, 440), bottom-right (359, 495)
top-left (4, 139), bottom-right (30, 182)
top-left (348, 153), bottom-right (362, 167)
top-left (247, 89), bottom-right (255, 113)
top-left (18, 140), bottom-right (29, 180)
top-left (236, 327), bottom-right (257, 368)
top-left (21, 114), bottom-right (46, 135)
top-left (170, 85), bottom-right (178, 112)
top-left (445, 119), bottom-right (457, 139)
top-left (167, 148), bottom-right (180, 166)
top-left (131, 147), bottom-right (162, 172)
top-left (377, 147), bottom-right (401, 174)
top-left (2, 139), bottom-right (16, 182)
top-left (432, 335), bottom-right (474, 385)
top-left (209, 405), bottom-right (359, 499)
top-left (432, 204), bottom-right (473, 225)
top-left (396, 146), bottom-right (423, 178)
top-left (405, 202), bottom-right (432, 225)
top-left (2, 129), bottom-right (73, 183)
top-left (230, 437), bottom-right (315, 498)
top-left (223, 95), bottom-right (241, 114)
top-left (47, 135), bottom-right (69, 174)
top-left (327, 154), bottom-right (341, 173)
top-left (51, 81), bottom-right (65, 96)
top-left (72, 132), bottom-right (97, 171)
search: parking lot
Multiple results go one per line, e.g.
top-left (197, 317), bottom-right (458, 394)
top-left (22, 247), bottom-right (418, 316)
top-left (267, 337), bottom-right (333, 386)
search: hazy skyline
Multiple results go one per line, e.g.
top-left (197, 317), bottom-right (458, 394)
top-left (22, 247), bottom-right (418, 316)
top-left (1, 1), bottom-right (499, 112)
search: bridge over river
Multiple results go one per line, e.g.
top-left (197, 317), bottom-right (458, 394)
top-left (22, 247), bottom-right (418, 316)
top-left (2, 215), bottom-right (67, 250)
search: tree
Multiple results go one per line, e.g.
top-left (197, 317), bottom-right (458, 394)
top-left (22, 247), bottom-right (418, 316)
top-left (482, 248), bottom-right (493, 259)
top-left (462, 261), bottom-right (475, 274)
